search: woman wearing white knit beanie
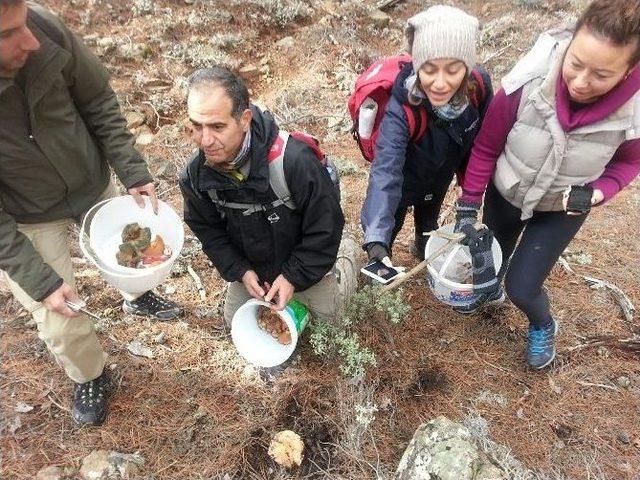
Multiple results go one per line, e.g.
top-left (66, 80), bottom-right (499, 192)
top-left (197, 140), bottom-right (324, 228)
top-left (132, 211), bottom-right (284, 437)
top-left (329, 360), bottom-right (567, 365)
top-left (361, 5), bottom-right (496, 302)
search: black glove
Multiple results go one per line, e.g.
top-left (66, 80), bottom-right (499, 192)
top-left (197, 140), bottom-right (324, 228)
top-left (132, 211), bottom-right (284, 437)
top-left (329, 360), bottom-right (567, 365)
top-left (454, 200), bottom-right (480, 236)
top-left (565, 185), bottom-right (593, 214)
top-left (465, 227), bottom-right (499, 295)
top-left (365, 242), bottom-right (389, 263)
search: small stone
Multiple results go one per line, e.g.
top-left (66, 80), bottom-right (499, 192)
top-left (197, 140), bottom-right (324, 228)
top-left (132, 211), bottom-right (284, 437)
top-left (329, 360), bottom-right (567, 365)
top-left (553, 440), bottom-right (565, 450)
top-left (369, 10), bottom-right (390, 29)
top-left (239, 64), bottom-right (260, 79)
top-left (275, 36), bottom-right (295, 49)
top-left (25, 318), bottom-right (37, 329)
top-left (154, 161), bottom-right (177, 180)
top-left (617, 376), bottom-right (631, 388)
top-left (36, 466), bottom-right (65, 480)
top-left (79, 450), bottom-right (144, 480)
top-left (135, 132), bottom-right (155, 147)
top-left (125, 111), bottom-right (145, 129)
top-left (194, 307), bottom-right (216, 318)
top-left (15, 401), bottom-right (34, 413)
top-left (194, 406), bottom-right (208, 421)
top-left (184, 0), bottom-right (194, 4)
top-left (154, 332), bottom-right (166, 344)
top-left (127, 340), bottom-right (154, 359)
top-left (617, 431), bottom-right (631, 444)
top-left (96, 36), bottom-right (115, 48)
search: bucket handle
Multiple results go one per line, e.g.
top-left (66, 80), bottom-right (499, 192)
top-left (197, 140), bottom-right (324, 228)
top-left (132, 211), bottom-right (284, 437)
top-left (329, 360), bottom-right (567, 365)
top-left (80, 197), bottom-right (113, 239)
top-left (78, 198), bottom-right (114, 266)
top-left (438, 244), bottom-right (463, 278)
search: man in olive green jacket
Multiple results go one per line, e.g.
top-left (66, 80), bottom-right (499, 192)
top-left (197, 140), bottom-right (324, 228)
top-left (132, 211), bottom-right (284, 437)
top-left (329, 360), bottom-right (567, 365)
top-left (0, 0), bottom-right (180, 425)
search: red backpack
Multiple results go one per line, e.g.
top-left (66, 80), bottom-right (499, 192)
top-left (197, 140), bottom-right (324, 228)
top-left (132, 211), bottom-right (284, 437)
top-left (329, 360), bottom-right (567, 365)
top-left (348, 54), bottom-right (487, 163)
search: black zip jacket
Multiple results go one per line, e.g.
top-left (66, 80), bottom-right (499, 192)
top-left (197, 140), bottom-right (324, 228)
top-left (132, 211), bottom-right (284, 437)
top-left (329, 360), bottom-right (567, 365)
top-left (179, 106), bottom-right (344, 291)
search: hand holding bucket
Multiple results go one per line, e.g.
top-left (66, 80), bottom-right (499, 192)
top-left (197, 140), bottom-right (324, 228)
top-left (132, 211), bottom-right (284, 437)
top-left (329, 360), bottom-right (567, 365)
top-left (231, 299), bottom-right (310, 367)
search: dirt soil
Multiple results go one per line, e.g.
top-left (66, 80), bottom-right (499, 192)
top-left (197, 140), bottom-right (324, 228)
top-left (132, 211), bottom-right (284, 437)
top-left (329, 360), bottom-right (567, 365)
top-left (1, 0), bottom-right (639, 479)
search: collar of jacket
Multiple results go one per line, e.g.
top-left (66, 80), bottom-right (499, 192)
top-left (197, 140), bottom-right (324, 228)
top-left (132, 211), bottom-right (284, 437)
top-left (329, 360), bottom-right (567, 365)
top-left (197, 104), bottom-right (279, 193)
top-left (528, 41), bottom-right (637, 136)
top-left (0, 77), bottom-right (11, 96)
top-left (0, 13), bottom-right (71, 103)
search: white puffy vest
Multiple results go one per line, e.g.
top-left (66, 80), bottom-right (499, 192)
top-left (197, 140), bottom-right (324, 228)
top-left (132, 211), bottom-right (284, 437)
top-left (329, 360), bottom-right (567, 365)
top-left (493, 28), bottom-right (640, 219)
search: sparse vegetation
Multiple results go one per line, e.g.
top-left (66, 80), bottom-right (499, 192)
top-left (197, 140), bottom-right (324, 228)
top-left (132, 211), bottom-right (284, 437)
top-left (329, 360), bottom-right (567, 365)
top-left (2, 0), bottom-right (639, 478)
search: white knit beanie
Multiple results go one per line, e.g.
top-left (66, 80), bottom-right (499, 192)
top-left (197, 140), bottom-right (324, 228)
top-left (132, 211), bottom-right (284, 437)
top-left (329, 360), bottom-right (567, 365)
top-left (406, 5), bottom-right (479, 73)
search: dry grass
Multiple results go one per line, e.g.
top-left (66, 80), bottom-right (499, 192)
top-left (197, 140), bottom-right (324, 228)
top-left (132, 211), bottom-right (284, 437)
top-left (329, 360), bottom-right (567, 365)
top-left (2, 0), bottom-right (639, 478)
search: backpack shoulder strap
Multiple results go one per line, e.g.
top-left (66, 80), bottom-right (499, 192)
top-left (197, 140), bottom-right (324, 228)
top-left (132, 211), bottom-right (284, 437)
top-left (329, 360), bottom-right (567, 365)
top-left (470, 69), bottom-right (487, 108)
top-left (267, 130), bottom-right (296, 210)
top-left (402, 104), bottom-right (429, 143)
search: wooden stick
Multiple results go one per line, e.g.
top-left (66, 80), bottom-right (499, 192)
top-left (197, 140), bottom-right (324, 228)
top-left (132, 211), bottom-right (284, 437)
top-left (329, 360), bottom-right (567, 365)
top-left (187, 260), bottom-right (206, 301)
top-left (381, 234), bottom-right (464, 292)
top-left (576, 380), bottom-right (619, 392)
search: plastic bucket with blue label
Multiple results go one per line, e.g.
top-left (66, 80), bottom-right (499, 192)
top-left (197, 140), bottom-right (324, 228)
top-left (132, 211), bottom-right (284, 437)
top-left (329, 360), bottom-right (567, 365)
top-left (424, 223), bottom-right (502, 309)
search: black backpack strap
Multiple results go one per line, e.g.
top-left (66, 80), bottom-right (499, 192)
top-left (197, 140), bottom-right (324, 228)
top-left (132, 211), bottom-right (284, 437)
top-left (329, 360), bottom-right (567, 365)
top-left (206, 190), bottom-right (286, 216)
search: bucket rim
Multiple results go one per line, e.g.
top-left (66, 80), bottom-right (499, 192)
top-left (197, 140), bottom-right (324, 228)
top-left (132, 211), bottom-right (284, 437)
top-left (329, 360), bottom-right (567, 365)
top-left (231, 299), bottom-right (299, 367)
top-left (83, 195), bottom-right (184, 277)
top-left (424, 223), bottom-right (503, 290)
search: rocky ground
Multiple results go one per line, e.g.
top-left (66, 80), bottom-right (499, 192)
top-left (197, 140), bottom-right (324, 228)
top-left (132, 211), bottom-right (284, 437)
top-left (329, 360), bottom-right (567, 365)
top-left (1, 0), bottom-right (639, 479)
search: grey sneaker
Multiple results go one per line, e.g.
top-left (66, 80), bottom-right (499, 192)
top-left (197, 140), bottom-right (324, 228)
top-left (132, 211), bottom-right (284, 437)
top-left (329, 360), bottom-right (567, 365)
top-left (123, 291), bottom-right (182, 321)
top-left (526, 319), bottom-right (559, 370)
top-left (453, 287), bottom-right (506, 315)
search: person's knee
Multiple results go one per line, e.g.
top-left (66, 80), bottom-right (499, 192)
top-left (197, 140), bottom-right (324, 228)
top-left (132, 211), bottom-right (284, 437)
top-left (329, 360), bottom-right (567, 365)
top-left (504, 275), bottom-right (534, 312)
top-left (36, 315), bottom-right (98, 359)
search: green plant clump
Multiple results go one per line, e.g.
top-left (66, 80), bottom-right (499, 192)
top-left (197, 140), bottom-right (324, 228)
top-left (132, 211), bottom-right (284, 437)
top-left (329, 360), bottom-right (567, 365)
top-left (309, 285), bottom-right (409, 378)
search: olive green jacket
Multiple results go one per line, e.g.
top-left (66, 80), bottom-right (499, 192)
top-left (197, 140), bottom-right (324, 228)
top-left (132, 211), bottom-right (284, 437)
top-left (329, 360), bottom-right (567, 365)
top-left (0, 4), bottom-right (152, 301)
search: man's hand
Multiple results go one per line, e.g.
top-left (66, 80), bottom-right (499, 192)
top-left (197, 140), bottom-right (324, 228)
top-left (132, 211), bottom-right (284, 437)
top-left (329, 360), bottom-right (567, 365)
top-left (42, 283), bottom-right (84, 318)
top-left (242, 270), bottom-right (266, 300)
top-left (128, 182), bottom-right (159, 214)
top-left (264, 274), bottom-right (295, 311)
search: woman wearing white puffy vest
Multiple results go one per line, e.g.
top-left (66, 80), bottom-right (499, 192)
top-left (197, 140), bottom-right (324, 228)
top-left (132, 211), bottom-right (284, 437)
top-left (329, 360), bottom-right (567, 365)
top-left (453, 0), bottom-right (640, 370)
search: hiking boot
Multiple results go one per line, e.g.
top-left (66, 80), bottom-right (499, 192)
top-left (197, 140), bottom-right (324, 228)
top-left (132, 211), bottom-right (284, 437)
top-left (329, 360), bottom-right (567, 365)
top-left (72, 371), bottom-right (111, 426)
top-left (409, 234), bottom-right (429, 260)
top-left (526, 319), bottom-right (559, 370)
top-left (123, 291), bottom-right (182, 321)
top-left (453, 287), bottom-right (505, 315)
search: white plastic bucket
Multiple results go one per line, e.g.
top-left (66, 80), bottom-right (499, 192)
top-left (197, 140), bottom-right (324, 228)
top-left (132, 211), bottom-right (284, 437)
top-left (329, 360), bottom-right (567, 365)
top-left (424, 223), bottom-right (502, 308)
top-left (80, 195), bottom-right (184, 297)
top-left (231, 299), bottom-right (310, 367)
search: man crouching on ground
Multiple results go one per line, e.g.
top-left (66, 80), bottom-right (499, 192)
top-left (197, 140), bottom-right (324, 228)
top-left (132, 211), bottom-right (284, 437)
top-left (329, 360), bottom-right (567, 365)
top-left (179, 66), bottom-right (348, 330)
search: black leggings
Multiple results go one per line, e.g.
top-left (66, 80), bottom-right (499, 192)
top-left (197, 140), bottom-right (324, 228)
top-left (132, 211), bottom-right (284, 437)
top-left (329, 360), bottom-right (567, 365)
top-left (390, 172), bottom-right (454, 251)
top-left (483, 183), bottom-right (588, 327)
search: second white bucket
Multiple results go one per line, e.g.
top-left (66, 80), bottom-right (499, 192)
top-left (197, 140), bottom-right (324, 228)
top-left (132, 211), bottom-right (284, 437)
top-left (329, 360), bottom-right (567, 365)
top-left (424, 223), bottom-right (503, 309)
top-left (231, 299), bottom-right (310, 367)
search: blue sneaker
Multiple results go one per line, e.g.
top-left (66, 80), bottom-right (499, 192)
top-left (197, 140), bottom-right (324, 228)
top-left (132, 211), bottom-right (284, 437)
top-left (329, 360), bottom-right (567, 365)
top-left (453, 287), bottom-right (506, 315)
top-left (526, 319), bottom-right (559, 370)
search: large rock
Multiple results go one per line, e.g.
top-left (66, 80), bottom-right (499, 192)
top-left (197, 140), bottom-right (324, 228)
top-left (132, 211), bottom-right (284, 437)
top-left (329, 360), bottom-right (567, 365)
top-left (36, 466), bottom-right (66, 480)
top-left (79, 450), bottom-right (145, 480)
top-left (395, 416), bottom-right (506, 480)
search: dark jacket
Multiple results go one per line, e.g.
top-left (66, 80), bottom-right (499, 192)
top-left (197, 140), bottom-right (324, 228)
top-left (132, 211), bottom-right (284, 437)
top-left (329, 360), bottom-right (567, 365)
top-left (179, 106), bottom-right (344, 292)
top-left (0, 4), bottom-right (152, 301)
top-left (361, 63), bottom-right (493, 246)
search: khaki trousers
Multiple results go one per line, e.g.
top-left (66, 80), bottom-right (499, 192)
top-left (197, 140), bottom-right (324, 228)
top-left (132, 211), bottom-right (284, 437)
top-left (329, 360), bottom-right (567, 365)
top-left (1, 182), bottom-right (120, 383)
top-left (223, 232), bottom-right (361, 327)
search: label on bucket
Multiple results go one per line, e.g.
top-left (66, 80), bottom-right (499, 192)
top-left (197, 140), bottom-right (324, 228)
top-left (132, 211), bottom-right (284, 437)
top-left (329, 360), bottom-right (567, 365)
top-left (284, 299), bottom-right (310, 333)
